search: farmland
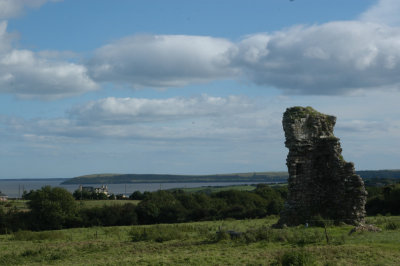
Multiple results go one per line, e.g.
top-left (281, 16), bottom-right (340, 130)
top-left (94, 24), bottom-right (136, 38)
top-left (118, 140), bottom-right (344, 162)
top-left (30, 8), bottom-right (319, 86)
top-left (0, 216), bottom-right (399, 265)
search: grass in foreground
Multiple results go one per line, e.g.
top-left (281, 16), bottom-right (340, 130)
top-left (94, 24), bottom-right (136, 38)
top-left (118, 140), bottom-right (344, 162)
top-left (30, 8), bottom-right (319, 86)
top-left (0, 216), bottom-right (399, 265)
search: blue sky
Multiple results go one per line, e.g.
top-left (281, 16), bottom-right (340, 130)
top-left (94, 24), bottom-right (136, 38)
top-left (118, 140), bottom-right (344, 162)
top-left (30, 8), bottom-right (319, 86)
top-left (1, 0), bottom-right (400, 179)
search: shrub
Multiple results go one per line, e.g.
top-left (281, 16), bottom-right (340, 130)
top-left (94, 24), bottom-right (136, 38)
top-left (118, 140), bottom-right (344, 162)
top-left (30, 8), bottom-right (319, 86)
top-left (136, 191), bottom-right (187, 224)
top-left (286, 229), bottom-right (324, 246)
top-left (242, 226), bottom-right (275, 243)
top-left (273, 249), bottom-right (316, 266)
top-left (385, 221), bottom-right (400, 230)
top-left (212, 230), bottom-right (231, 242)
top-left (27, 186), bottom-right (78, 230)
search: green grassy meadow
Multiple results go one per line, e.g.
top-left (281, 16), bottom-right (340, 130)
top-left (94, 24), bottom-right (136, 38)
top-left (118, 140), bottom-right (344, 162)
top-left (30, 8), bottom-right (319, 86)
top-left (77, 199), bottom-right (140, 208)
top-left (169, 184), bottom-right (258, 193)
top-left (0, 200), bottom-right (30, 212)
top-left (0, 216), bottom-right (399, 265)
top-left (0, 199), bottom-right (140, 212)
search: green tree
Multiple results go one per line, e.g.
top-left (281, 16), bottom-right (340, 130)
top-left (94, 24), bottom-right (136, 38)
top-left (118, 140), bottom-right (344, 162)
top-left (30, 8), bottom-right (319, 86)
top-left (28, 186), bottom-right (78, 230)
top-left (136, 190), bottom-right (186, 224)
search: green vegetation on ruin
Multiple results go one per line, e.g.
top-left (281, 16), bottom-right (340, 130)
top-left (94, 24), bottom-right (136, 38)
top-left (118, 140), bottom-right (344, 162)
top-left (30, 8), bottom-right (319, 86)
top-left (285, 106), bottom-right (326, 120)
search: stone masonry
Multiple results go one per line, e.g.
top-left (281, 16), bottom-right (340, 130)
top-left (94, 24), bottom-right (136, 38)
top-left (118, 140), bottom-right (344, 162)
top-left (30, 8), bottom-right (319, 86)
top-left (277, 106), bottom-right (367, 226)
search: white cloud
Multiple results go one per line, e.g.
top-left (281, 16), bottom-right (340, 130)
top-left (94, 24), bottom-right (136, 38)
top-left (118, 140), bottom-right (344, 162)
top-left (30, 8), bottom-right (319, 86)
top-left (231, 21), bottom-right (400, 95)
top-left (3, 92), bottom-right (400, 172)
top-left (88, 35), bottom-right (237, 88)
top-left (0, 0), bottom-right (61, 19)
top-left (85, 19), bottom-right (400, 96)
top-left (3, 95), bottom-right (277, 142)
top-left (69, 95), bottom-right (253, 125)
top-left (359, 0), bottom-right (400, 26)
top-left (0, 21), bottom-right (98, 99)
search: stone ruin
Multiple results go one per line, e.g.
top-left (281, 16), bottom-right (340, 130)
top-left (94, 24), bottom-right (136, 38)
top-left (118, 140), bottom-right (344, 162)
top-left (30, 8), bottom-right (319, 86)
top-left (277, 106), bottom-right (367, 226)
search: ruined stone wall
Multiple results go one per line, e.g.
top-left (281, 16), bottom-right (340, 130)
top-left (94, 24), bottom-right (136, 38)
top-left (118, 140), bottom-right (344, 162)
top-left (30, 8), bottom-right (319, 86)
top-left (277, 106), bottom-right (367, 226)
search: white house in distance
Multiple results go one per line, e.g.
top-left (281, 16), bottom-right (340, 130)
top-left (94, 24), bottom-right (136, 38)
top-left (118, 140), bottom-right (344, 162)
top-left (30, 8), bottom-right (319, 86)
top-left (0, 191), bottom-right (8, 201)
top-left (78, 185), bottom-right (109, 196)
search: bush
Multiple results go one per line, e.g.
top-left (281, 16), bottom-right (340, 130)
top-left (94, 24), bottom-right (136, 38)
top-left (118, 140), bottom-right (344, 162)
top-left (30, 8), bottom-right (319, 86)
top-left (273, 249), bottom-right (316, 266)
top-left (385, 221), bottom-right (400, 230)
top-left (242, 226), bottom-right (275, 243)
top-left (286, 229), bottom-right (324, 246)
top-left (27, 186), bottom-right (78, 230)
top-left (136, 191), bottom-right (187, 224)
top-left (212, 230), bottom-right (231, 242)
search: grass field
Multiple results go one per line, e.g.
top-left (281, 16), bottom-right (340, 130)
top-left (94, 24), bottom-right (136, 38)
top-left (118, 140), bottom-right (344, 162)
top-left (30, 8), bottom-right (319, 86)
top-left (0, 199), bottom-right (140, 212)
top-left (170, 184), bottom-right (258, 193)
top-left (77, 199), bottom-right (140, 208)
top-left (0, 216), bottom-right (399, 265)
top-left (0, 200), bottom-right (29, 212)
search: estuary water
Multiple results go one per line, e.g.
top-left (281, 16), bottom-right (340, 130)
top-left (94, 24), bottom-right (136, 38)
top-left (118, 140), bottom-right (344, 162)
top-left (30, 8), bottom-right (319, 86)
top-left (0, 179), bottom-right (264, 198)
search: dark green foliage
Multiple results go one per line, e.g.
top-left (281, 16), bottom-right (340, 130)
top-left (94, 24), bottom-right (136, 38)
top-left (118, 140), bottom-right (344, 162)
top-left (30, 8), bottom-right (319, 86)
top-left (273, 249), bottom-right (316, 266)
top-left (366, 183), bottom-right (400, 215)
top-left (79, 203), bottom-right (138, 227)
top-left (73, 189), bottom-right (108, 200)
top-left (0, 184), bottom-right (287, 232)
top-left (212, 230), bottom-right (231, 242)
top-left (129, 190), bottom-right (145, 200)
top-left (136, 190), bottom-right (187, 224)
top-left (385, 221), bottom-right (400, 230)
top-left (213, 190), bottom-right (268, 219)
top-left (133, 185), bottom-right (286, 225)
top-left (27, 186), bottom-right (78, 230)
top-left (5, 181), bottom-right (400, 233)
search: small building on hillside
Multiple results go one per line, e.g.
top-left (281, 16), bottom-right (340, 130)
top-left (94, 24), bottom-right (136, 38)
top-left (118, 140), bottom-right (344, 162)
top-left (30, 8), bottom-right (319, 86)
top-left (78, 185), bottom-right (109, 196)
top-left (0, 191), bottom-right (8, 201)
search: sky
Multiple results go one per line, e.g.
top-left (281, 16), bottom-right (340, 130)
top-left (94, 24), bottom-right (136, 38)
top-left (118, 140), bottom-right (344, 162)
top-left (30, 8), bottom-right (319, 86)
top-left (1, 0), bottom-right (400, 179)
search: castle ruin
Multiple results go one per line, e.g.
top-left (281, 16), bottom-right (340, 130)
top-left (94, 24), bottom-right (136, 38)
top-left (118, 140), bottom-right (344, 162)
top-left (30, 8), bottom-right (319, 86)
top-left (277, 106), bottom-right (367, 226)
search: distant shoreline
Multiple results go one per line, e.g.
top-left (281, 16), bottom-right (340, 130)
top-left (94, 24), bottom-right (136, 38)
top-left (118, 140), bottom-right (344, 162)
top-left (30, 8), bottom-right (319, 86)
top-left (1, 169), bottom-right (400, 184)
top-left (0, 178), bottom-right (67, 181)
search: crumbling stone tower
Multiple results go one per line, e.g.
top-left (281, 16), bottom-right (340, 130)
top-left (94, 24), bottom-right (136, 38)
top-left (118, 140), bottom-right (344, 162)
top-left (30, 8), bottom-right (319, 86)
top-left (277, 106), bottom-right (367, 226)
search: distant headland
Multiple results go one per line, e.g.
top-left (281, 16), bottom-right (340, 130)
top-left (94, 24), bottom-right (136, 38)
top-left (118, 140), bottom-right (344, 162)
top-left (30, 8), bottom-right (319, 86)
top-left (62, 170), bottom-right (400, 185)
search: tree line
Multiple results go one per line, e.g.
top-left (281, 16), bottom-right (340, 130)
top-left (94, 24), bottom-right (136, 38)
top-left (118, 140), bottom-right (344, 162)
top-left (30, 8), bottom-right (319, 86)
top-left (1, 182), bottom-right (399, 233)
top-left (0, 184), bottom-right (286, 232)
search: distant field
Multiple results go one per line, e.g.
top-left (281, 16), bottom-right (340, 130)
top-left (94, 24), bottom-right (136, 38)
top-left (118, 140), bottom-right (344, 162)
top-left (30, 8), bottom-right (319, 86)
top-left (169, 184), bottom-right (258, 193)
top-left (0, 200), bottom-right (29, 212)
top-left (1, 199), bottom-right (140, 212)
top-left (0, 216), bottom-right (399, 265)
top-left (170, 183), bottom-right (290, 193)
top-left (78, 200), bottom-right (140, 208)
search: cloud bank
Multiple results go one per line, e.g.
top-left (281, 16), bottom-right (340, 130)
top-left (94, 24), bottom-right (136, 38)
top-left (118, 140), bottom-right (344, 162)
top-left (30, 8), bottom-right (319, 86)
top-left (3, 95), bottom-right (277, 141)
top-left (359, 0), bottom-right (400, 26)
top-left (2, 0), bottom-right (400, 99)
top-left (86, 6), bottom-right (400, 96)
top-left (87, 35), bottom-right (236, 88)
top-left (0, 21), bottom-right (97, 99)
top-left (0, 0), bottom-right (60, 19)
top-left (232, 21), bottom-right (400, 95)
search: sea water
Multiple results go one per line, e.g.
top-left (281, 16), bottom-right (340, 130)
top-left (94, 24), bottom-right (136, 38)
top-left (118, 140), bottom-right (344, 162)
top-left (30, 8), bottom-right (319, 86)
top-left (0, 179), bottom-right (263, 198)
